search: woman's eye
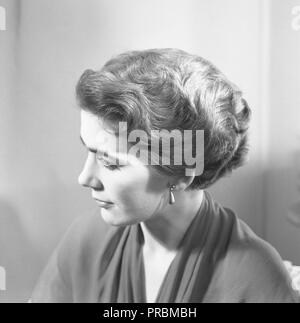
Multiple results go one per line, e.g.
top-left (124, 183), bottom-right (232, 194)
top-left (103, 163), bottom-right (120, 171)
top-left (96, 153), bottom-right (120, 170)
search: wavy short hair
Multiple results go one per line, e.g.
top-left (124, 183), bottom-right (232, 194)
top-left (76, 48), bottom-right (251, 190)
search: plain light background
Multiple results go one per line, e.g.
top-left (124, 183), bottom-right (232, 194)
top-left (0, 0), bottom-right (299, 302)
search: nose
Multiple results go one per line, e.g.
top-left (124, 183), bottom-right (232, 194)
top-left (78, 154), bottom-right (103, 189)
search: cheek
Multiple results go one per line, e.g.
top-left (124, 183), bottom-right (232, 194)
top-left (104, 167), bottom-right (168, 212)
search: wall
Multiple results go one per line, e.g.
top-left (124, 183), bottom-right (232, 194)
top-left (0, 0), bottom-right (272, 302)
top-left (264, 0), bottom-right (300, 265)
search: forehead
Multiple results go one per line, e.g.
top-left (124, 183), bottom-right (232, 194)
top-left (79, 110), bottom-right (151, 168)
top-left (79, 111), bottom-right (171, 181)
top-left (80, 110), bottom-right (117, 150)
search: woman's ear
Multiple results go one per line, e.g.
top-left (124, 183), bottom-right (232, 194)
top-left (174, 173), bottom-right (196, 191)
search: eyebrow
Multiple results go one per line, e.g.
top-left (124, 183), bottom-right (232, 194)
top-left (79, 135), bottom-right (124, 165)
top-left (80, 135), bottom-right (98, 154)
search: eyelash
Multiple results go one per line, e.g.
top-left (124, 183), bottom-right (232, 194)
top-left (104, 164), bottom-right (120, 171)
top-left (96, 155), bottom-right (120, 171)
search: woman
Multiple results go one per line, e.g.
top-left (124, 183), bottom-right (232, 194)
top-left (31, 49), bottom-right (299, 303)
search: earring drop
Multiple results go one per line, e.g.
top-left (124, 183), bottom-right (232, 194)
top-left (169, 184), bottom-right (176, 205)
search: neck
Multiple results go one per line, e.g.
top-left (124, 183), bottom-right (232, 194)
top-left (140, 190), bottom-right (204, 254)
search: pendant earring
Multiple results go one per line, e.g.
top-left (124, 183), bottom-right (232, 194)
top-left (169, 184), bottom-right (176, 205)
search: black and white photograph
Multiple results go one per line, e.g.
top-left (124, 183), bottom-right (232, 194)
top-left (1, 0), bottom-right (300, 306)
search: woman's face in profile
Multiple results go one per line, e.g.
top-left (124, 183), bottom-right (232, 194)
top-left (78, 110), bottom-right (171, 226)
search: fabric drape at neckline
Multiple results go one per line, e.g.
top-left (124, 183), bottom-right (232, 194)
top-left (138, 197), bottom-right (208, 303)
top-left (31, 190), bottom-right (300, 303)
top-left (98, 191), bottom-right (230, 303)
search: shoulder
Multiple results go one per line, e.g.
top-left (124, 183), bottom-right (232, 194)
top-left (31, 213), bottom-right (125, 302)
top-left (218, 210), bottom-right (299, 302)
top-left (203, 193), bottom-right (298, 302)
top-left (228, 214), bottom-right (287, 274)
top-left (57, 213), bottom-right (109, 258)
top-left (56, 213), bottom-right (125, 278)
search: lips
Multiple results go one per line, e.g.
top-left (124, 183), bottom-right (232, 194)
top-left (92, 194), bottom-right (113, 203)
top-left (94, 198), bottom-right (113, 204)
top-left (93, 198), bottom-right (114, 208)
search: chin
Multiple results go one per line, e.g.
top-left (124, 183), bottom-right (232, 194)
top-left (100, 208), bottom-right (140, 227)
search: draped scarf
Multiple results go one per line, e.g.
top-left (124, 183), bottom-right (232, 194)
top-left (96, 191), bottom-right (233, 303)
